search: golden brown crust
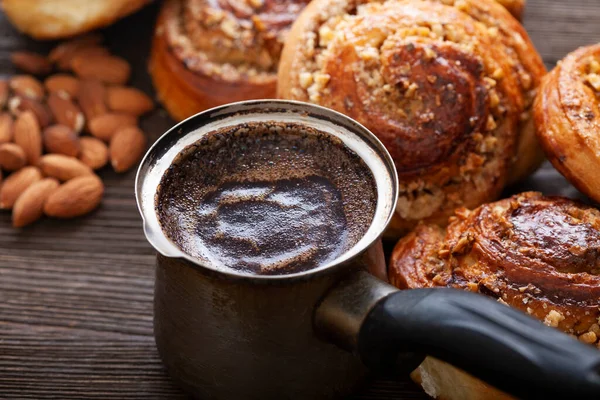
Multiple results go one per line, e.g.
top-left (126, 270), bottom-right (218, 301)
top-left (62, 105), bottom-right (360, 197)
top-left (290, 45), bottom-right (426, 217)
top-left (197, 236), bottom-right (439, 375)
top-left (150, 0), bottom-right (309, 121)
top-left (494, 0), bottom-right (525, 20)
top-left (1, 0), bottom-right (151, 40)
top-left (279, 0), bottom-right (544, 239)
top-left (534, 44), bottom-right (600, 204)
top-left (390, 191), bottom-right (600, 399)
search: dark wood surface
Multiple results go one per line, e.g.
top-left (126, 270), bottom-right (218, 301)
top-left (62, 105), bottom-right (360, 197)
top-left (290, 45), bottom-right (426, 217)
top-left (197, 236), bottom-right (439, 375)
top-left (0, 1), bottom-right (598, 398)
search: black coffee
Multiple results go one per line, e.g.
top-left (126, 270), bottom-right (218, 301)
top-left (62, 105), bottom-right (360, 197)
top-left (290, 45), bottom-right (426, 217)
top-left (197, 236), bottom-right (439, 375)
top-left (155, 121), bottom-right (377, 275)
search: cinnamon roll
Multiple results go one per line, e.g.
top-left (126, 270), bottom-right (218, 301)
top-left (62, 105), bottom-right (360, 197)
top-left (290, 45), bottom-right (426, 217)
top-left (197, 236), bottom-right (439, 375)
top-left (149, 0), bottom-right (310, 121)
top-left (390, 191), bottom-right (600, 400)
top-left (534, 44), bottom-right (600, 204)
top-left (278, 0), bottom-right (545, 239)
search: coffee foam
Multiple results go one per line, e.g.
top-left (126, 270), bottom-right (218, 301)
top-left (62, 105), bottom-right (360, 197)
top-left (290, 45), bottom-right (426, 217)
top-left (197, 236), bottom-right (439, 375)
top-left (155, 121), bottom-right (377, 275)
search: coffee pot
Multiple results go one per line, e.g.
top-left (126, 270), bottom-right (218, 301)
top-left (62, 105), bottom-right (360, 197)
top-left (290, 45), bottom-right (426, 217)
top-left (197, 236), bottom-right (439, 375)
top-left (136, 100), bottom-right (600, 399)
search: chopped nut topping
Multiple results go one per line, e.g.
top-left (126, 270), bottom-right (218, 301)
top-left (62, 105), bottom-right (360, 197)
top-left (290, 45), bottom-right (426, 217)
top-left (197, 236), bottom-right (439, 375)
top-left (467, 282), bottom-right (478, 292)
top-left (299, 72), bottom-right (313, 89)
top-left (584, 73), bottom-right (600, 92)
top-left (544, 310), bottom-right (565, 328)
top-left (486, 115), bottom-right (497, 131)
top-left (579, 331), bottom-right (597, 344)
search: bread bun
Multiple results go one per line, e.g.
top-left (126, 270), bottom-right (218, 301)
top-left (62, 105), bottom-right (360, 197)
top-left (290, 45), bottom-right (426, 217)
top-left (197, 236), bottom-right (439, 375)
top-left (149, 0), bottom-right (309, 121)
top-left (390, 191), bottom-right (600, 399)
top-left (278, 0), bottom-right (545, 239)
top-left (1, 0), bottom-right (151, 40)
top-left (534, 43), bottom-right (600, 204)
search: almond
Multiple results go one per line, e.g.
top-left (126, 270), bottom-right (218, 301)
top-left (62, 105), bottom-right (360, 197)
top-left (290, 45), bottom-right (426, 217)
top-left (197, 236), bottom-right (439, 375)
top-left (12, 178), bottom-right (59, 227)
top-left (77, 80), bottom-right (107, 122)
top-left (49, 34), bottom-right (104, 70)
top-left (106, 87), bottom-right (153, 116)
top-left (11, 51), bottom-right (52, 75)
top-left (0, 143), bottom-right (27, 171)
top-left (109, 126), bottom-right (147, 173)
top-left (44, 74), bottom-right (80, 98)
top-left (9, 75), bottom-right (45, 100)
top-left (88, 113), bottom-right (137, 142)
top-left (0, 112), bottom-right (14, 143)
top-left (43, 125), bottom-right (81, 157)
top-left (0, 80), bottom-right (8, 109)
top-left (14, 111), bottom-right (42, 165)
top-left (8, 96), bottom-right (53, 128)
top-left (47, 92), bottom-right (85, 133)
top-left (43, 175), bottom-right (104, 218)
top-left (79, 137), bottom-right (108, 170)
top-left (0, 166), bottom-right (42, 209)
top-left (72, 54), bottom-right (130, 85)
top-left (38, 154), bottom-right (93, 181)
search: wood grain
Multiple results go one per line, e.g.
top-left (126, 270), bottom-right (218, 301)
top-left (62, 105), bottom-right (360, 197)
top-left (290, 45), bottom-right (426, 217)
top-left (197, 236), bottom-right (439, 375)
top-left (0, 0), bottom-right (598, 398)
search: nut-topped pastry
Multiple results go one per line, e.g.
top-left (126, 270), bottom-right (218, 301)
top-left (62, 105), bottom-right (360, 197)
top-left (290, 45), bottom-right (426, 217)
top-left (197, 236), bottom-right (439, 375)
top-left (390, 191), bottom-right (600, 399)
top-left (534, 44), bottom-right (600, 204)
top-left (150, 0), bottom-right (310, 121)
top-left (278, 0), bottom-right (545, 239)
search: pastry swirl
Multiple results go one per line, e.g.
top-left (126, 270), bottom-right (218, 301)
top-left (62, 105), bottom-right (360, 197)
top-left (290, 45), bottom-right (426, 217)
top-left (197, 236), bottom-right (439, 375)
top-left (534, 44), bottom-right (600, 204)
top-left (150, 0), bottom-right (309, 121)
top-left (391, 191), bottom-right (600, 342)
top-left (278, 0), bottom-right (545, 238)
top-left (390, 191), bottom-right (600, 399)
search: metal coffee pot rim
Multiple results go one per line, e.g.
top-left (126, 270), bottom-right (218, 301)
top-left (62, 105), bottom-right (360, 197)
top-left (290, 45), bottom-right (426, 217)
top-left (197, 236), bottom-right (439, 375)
top-left (135, 100), bottom-right (399, 280)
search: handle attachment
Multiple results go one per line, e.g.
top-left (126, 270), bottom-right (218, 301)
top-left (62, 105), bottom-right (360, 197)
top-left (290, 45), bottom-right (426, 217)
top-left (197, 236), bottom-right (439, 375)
top-left (358, 287), bottom-right (600, 399)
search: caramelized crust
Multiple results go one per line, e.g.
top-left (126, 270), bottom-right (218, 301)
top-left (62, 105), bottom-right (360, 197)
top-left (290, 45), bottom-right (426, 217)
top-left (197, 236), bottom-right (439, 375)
top-left (150, 0), bottom-right (309, 121)
top-left (534, 44), bottom-right (600, 204)
top-left (390, 191), bottom-right (600, 399)
top-left (278, 0), bottom-right (544, 239)
top-left (391, 191), bottom-right (600, 342)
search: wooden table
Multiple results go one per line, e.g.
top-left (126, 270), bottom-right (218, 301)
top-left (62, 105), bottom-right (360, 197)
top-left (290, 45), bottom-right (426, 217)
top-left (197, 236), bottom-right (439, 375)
top-left (0, 1), bottom-right (598, 398)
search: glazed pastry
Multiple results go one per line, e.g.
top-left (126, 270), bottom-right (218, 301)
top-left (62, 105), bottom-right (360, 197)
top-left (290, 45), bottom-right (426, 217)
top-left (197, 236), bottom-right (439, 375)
top-left (1, 0), bottom-right (151, 40)
top-left (150, 0), bottom-right (310, 121)
top-left (278, 0), bottom-right (545, 239)
top-left (390, 191), bottom-right (600, 400)
top-left (534, 44), bottom-right (600, 204)
top-left (494, 0), bottom-right (525, 20)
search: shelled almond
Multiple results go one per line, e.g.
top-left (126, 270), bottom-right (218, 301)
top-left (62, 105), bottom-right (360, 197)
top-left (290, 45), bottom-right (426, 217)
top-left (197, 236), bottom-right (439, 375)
top-left (0, 34), bottom-right (155, 227)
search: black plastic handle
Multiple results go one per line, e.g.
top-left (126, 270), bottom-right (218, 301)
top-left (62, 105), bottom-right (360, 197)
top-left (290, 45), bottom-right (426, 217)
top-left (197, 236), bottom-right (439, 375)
top-left (358, 288), bottom-right (600, 399)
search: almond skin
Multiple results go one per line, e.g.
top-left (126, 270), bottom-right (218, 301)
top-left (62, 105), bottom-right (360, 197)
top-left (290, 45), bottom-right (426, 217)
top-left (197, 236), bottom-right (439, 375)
top-left (38, 154), bottom-right (93, 181)
top-left (13, 111), bottom-right (42, 165)
top-left (0, 80), bottom-right (8, 109)
top-left (44, 74), bottom-right (80, 98)
top-left (0, 112), bottom-right (14, 143)
top-left (43, 125), bottom-right (81, 157)
top-left (0, 143), bottom-right (27, 171)
top-left (11, 52), bottom-right (52, 76)
top-left (49, 34), bottom-right (105, 70)
top-left (43, 175), bottom-right (104, 218)
top-left (9, 75), bottom-right (45, 100)
top-left (47, 92), bottom-right (85, 133)
top-left (77, 80), bottom-right (107, 122)
top-left (8, 96), bottom-right (53, 128)
top-left (106, 87), bottom-right (153, 116)
top-left (109, 126), bottom-right (147, 173)
top-left (79, 137), bottom-right (108, 170)
top-left (12, 178), bottom-right (59, 227)
top-left (88, 113), bottom-right (137, 142)
top-left (72, 54), bottom-right (130, 85)
top-left (0, 166), bottom-right (42, 209)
